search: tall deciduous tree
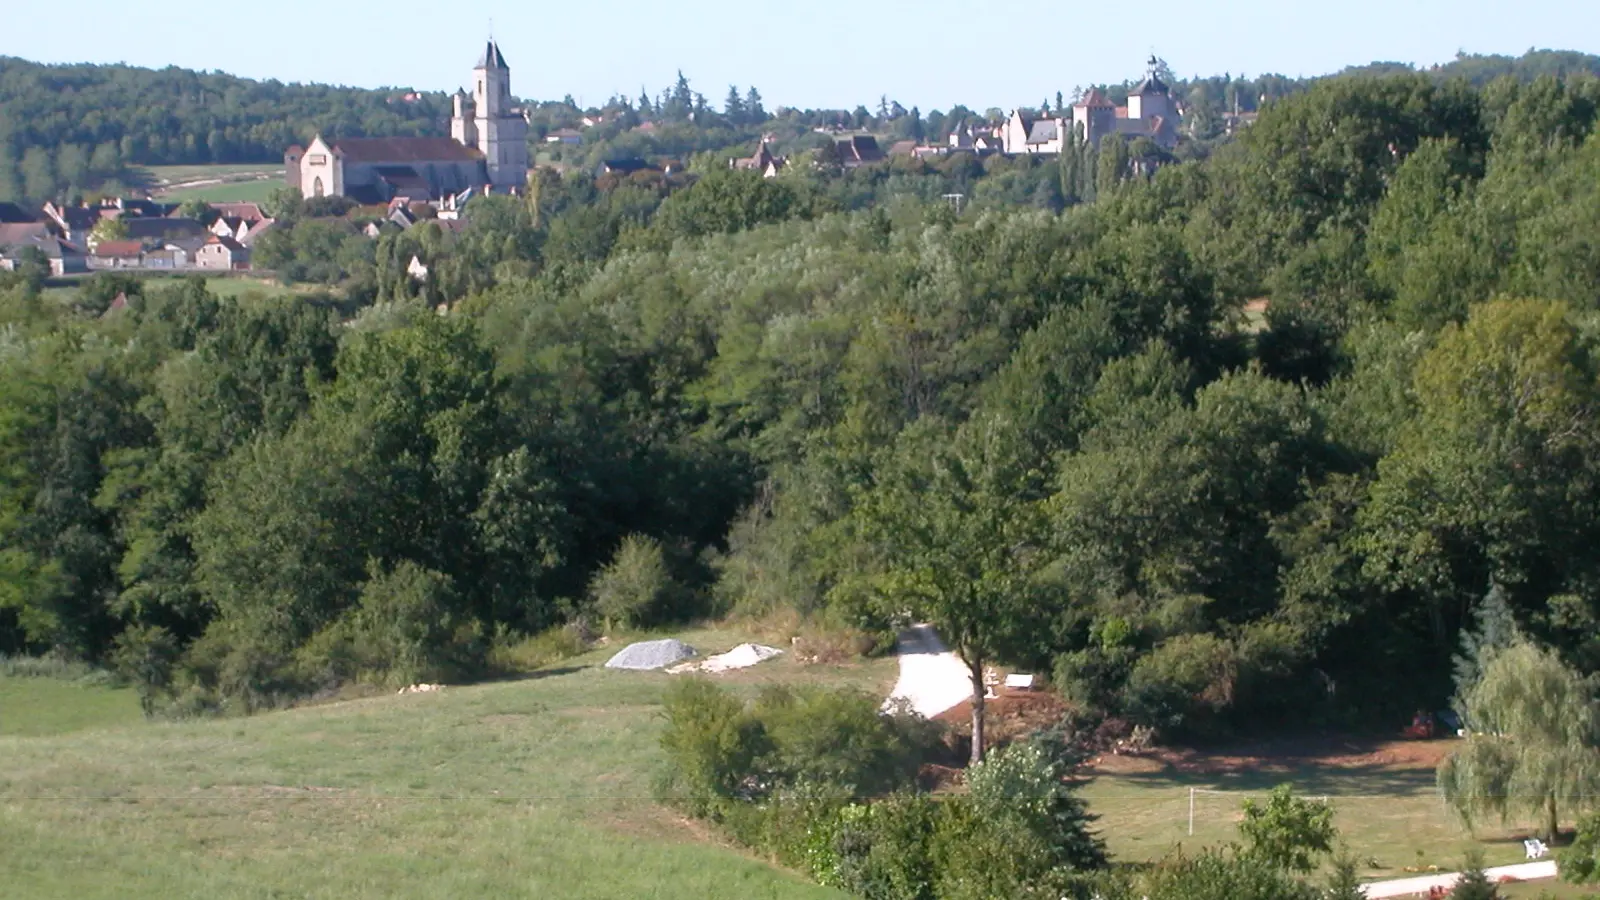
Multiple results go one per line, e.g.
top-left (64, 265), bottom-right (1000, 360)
top-left (849, 416), bottom-right (1044, 763)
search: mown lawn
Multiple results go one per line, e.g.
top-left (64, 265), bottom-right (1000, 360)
top-left (1502, 880), bottom-right (1600, 897)
top-left (0, 628), bottom-right (889, 900)
top-left (1081, 756), bottom-right (1561, 882)
top-left (154, 179), bottom-right (281, 204)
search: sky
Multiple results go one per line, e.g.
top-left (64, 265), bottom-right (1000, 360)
top-left (2, 0), bottom-right (1597, 112)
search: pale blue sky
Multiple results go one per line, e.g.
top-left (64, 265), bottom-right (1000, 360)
top-left (3, 0), bottom-right (1596, 111)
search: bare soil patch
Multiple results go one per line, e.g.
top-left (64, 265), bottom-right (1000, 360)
top-left (933, 689), bottom-right (1072, 758)
top-left (1088, 735), bottom-right (1459, 777)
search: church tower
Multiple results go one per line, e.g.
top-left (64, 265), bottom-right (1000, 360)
top-left (472, 40), bottom-right (529, 189)
top-left (1127, 56), bottom-right (1173, 122)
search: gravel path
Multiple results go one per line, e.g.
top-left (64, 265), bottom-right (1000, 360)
top-left (1360, 860), bottom-right (1557, 898)
top-left (883, 625), bottom-right (972, 718)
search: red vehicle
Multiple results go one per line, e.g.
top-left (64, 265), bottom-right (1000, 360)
top-left (1403, 710), bottom-right (1438, 740)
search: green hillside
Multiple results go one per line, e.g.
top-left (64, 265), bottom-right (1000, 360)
top-left (0, 629), bottom-right (885, 899)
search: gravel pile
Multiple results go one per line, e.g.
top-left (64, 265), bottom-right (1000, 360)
top-left (671, 643), bottom-right (784, 674)
top-left (604, 639), bottom-right (698, 671)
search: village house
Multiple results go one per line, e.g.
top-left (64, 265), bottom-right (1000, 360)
top-left (0, 224), bottom-right (86, 275)
top-left (209, 216), bottom-right (274, 244)
top-left (120, 216), bottom-right (209, 246)
top-left (545, 128), bottom-right (584, 145)
top-left (88, 240), bottom-right (146, 269)
top-left (835, 135), bottom-right (885, 168)
top-left (948, 123), bottom-right (1000, 154)
top-left (195, 234), bottom-right (249, 270)
top-left (208, 202), bottom-right (270, 224)
top-left (731, 138), bottom-right (786, 178)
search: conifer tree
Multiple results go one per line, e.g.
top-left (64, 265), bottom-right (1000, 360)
top-left (1449, 851), bottom-right (1499, 900)
top-left (1452, 581), bottom-right (1518, 730)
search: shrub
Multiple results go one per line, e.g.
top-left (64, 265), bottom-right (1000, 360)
top-left (1238, 784), bottom-right (1336, 873)
top-left (1121, 632), bottom-right (1239, 736)
top-left (589, 535), bottom-right (678, 630)
top-left (966, 739), bottom-right (1107, 872)
top-left (1053, 644), bottom-right (1136, 711)
top-left (0, 652), bottom-right (111, 685)
top-left (486, 624), bottom-right (589, 674)
top-left (1562, 810), bottom-right (1600, 884)
top-left (658, 678), bottom-right (770, 816)
top-left (109, 625), bottom-right (180, 715)
top-left (348, 560), bottom-right (484, 686)
top-left (834, 794), bottom-right (938, 900)
top-left (1137, 849), bottom-right (1320, 900)
top-left (752, 779), bottom-right (855, 871)
top-left (752, 685), bottom-right (923, 796)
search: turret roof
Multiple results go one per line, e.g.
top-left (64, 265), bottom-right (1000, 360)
top-left (1132, 56), bottom-right (1169, 96)
top-left (476, 40), bottom-right (509, 71)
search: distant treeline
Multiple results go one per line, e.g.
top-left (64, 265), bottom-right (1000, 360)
top-left (2, 49), bottom-right (1597, 205)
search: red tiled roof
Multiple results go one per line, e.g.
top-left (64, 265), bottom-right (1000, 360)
top-left (206, 234), bottom-right (246, 251)
top-left (1076, 88), bottom-right (1115, 108)
top-left (92, 240), bottom-right (144, 258)
top-left (210, 202), bottom-right (268, 223)
top-left (331, 137), bottom-right (482, 163)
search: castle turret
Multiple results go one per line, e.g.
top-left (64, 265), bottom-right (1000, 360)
top-left (1073, 88), bottom-right (1117, 148)
top-left (451, 88), bottom-right (478, 148)
top-left (1127, 56), bottom-right (1173, 122)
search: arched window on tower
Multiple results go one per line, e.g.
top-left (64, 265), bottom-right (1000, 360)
top-left (313, 176), bottom-right (324, 197)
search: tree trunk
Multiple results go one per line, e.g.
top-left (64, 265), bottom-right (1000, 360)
top-left (968, 656), bottom-right (986, 766)
top-left (1546, 794), bottom-right (1560, 844)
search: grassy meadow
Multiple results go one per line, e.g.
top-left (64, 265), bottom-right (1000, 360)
top-left (0, 674), bottom-right (142, 737)
top-left (154, 179), bottom-right (281, 204)
top-left (3, 625), bottom-right (1592, 896)
top-left (131, 163), bottom-right (285, 204)
top-left (0, 627), bottom-right (888, 900)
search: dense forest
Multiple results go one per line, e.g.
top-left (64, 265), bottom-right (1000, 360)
top-left (3, 59), bottom-right (1600, 746)
top-left (3, 49), bottom-right (1597, 203)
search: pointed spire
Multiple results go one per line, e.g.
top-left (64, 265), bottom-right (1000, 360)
top-left (476, 39), bottom-right (509, 71)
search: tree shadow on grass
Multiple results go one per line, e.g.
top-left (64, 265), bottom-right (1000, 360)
top-left (479, 665), bottom-right (590, 685)
top-left (1101, 761), bottom-right (1440, 798)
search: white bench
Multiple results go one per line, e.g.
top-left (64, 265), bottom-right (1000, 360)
top-left (1004, 674), bottom-right (1036, 691)
top-left (1525, 838), bottom-right (1549, 860)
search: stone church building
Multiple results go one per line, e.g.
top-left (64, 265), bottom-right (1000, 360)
top-left (1002, 57), bottom-right (1182, 155)
top-left (285, 40), bottom-right (529, 203)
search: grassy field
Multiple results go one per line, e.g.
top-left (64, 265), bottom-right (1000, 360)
top-left (130, 164), bottom-right (285, 205)
top-left (139, 164), bottom-right (286, 183)
top-left (5, 623), bottom-right (1595, 897)
top-left (1503, 881), bottom-right (1600, 897)
top-left (1081, 750), bottom-right (1558, 882)
top-left (0, 676), bottom-right (143, 737)
top-left (0, 626), bottom-right (889, 900)
top-left (155, 180), bottom-right (281, 204)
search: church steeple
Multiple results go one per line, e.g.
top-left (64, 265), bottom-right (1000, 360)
top-left (465, 38), bottom-right (527, 190)
top-left (476, 40), bottom-right (509, 72)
